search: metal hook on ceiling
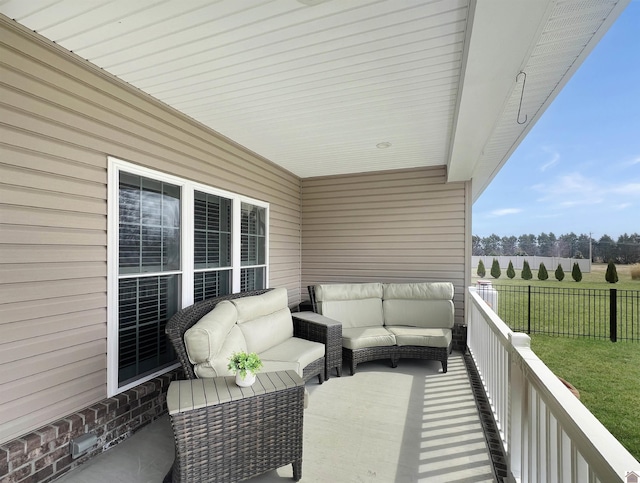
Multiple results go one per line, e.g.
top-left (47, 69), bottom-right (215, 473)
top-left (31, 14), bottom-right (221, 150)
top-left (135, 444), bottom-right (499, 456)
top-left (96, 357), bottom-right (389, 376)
top-left (516, 71), bottom-right (528, 125)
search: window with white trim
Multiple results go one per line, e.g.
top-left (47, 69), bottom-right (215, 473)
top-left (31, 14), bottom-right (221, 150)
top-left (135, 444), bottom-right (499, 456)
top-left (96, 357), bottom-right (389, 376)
top-left (108, 158), bottom-right (269, 395)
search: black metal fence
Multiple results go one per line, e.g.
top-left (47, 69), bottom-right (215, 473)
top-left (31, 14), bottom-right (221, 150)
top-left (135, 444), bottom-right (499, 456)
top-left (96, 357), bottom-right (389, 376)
top-left (485, 285), bottom-right (640, 342)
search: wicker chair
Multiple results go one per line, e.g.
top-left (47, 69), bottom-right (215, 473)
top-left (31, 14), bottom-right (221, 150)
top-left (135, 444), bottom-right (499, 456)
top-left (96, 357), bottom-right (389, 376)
top-left (165, 289), bottom-right (327, 383)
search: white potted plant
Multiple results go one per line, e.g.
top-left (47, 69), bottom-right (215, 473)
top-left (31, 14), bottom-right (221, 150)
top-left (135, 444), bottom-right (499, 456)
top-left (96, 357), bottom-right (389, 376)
top-left (228, 351), bottom-right (263, 387)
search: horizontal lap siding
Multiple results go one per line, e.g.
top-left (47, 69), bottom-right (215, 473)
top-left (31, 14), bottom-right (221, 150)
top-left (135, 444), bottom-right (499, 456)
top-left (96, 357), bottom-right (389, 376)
top-left (301, 167), bottom-right (467, 323)
top-left (0, 19), bottom-right (302, 444)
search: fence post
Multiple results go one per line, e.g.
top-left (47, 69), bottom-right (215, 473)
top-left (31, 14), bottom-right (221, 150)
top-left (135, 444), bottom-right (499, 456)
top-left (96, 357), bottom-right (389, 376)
top-left (609, 289), bottom-right (617, 342)
top-left (527, 285), bottom-right (531, 334)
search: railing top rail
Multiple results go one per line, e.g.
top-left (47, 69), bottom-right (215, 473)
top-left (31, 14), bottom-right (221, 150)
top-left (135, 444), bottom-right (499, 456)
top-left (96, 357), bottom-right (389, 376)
top-left (469, 287), bottom-right (512, 345)
top-left (510, 334), bottom-right (640, 480)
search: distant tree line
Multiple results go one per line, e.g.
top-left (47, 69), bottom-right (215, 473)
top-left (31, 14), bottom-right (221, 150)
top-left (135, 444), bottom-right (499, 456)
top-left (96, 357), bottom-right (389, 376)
top-left (472, 232), bottom-right (640, 264)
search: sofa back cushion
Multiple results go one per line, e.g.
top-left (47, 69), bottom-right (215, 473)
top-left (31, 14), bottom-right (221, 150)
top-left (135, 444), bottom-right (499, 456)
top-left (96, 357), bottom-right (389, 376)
top-left (314, 283), bottom-right (384, 329)
top-left (184, 300), bottom-right (240, 364)
top-left (193, 325), bottom-right (248, 378)
top-left (232, 287), bottom-right (293, 354)
top-left (383, 282), bottom-right (454, 329)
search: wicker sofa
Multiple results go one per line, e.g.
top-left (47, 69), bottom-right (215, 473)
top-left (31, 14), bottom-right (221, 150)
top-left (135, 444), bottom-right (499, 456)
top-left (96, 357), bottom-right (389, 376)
top-left (166, 287), bottom-right (342, 383)
top-left (309, 282), bottom-right (455, 374)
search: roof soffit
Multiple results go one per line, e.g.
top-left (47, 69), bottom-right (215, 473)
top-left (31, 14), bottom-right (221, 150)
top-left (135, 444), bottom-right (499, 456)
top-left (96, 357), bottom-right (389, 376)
top-left (447, 0), bottom-right (553, 184)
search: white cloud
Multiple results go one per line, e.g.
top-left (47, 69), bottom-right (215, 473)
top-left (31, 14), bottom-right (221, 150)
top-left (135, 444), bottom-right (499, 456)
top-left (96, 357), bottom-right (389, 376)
top-left (612, 183), bottom-right (640, 196)
top-left (490, 208), bottom-right (523, 217)
top-left (540, 149), bottom-right (560, 172)
top-left (615, 203), bottom-right (632, 210)
top-left (532, 174), bottom-right (639, 210)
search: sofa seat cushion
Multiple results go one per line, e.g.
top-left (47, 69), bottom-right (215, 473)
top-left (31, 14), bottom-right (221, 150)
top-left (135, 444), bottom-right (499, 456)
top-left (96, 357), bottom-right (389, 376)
top-left (260, 360), bottom-right (303, 376)
top-left (342, 327), bottom-right (396, 350)
top-left (386, 327), bottom-right (452, 348)
top-left (260, 337), bottom-right (325, 377)
top-left (315, 283), bottom-right (384, 329)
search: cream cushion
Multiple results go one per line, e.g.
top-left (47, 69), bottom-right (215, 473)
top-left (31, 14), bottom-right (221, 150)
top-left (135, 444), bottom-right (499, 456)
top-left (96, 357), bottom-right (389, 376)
top-left (342, 327), bottom-right (396, 350)
top-left (316, 283), bottom-right (384, 329)
top-left (386, 327), bottom-right (452, 348)
top-left (184, 301), bottom-right (240, 364)
top-left (383, 282), bottom-right (454, 329)
top-left (232, 287), bottom-right (289, 322)
top-left (232, 288), bottom-right (293, 353)
top-left (383, 282), bottom-right (453, 300)
top-left (261, 338), bottom-right (325, 377)
top-left (383, 299), bottom-right (454, 329)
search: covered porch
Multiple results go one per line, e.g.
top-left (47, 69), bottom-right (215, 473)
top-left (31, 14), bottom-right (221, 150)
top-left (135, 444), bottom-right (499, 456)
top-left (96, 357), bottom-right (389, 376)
top-left (56, 353), bottom-right (501, 483)
top-left (0, 1), bottom-right (636, 482)
top-left (53, 291), bottom-right (640, 483)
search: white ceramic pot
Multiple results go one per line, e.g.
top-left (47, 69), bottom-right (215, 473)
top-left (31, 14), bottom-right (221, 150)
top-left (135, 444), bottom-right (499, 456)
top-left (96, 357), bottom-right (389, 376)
top-left (235, 372), bottom-right (256, 387)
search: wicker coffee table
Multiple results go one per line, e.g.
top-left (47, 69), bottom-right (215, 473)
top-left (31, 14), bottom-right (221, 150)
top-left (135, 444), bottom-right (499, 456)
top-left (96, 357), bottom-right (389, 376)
top-left (164, 370), bottom-right (305, 482)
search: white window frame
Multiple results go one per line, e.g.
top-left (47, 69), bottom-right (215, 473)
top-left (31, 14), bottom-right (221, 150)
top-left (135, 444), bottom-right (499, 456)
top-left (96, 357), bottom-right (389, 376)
top-left (107, 157), bottom-right (269, 396)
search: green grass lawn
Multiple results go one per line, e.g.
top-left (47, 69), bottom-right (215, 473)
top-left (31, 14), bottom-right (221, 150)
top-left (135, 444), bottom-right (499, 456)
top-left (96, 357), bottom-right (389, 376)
top-left (530, 335), bottom-right (640, 461)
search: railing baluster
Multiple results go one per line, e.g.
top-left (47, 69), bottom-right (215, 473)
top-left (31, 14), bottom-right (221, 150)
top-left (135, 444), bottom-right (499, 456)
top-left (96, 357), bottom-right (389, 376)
top-left (468, 288), bottom-right (639, 482)
top-left (610, 288), bottom-right (617, 342)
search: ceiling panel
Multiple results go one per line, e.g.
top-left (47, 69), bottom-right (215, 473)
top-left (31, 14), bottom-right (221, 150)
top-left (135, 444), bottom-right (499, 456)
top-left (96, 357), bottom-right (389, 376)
top-left (0, 0), bottom-right (468, 178)
top-left (0, 0), bottom-right (628, 193)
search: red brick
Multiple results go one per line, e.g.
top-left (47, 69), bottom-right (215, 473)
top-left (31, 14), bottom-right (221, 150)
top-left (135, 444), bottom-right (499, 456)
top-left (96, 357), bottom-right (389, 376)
top-left (64, 415), bottom-right (83, 432)
top-left (4, 462), bottom-right (32, 482)
top-left (128, 399), bottom-right (140, 410)
top-left (51, 420), bottom-right (70, 438)
top-left (20, 434), bottom-right (41, 455)
top-left (32, 465), bottom-right (53, 482)
top-left (114, 404), bottom-right (131, 418)
top-left (93, 405), bottom-right (107, 420)
top-left (77, 409), bottom-right (96, 426)
top-left (54, 454), bottom-right (73, 473)
top-left (33, 446), bottom-right (68, 472)
top-left (140, 392), bottom-right (160, 405)
top-left (50, 430), bottom-right (74, 451)
top-left (101, 399), bottom-right (118, 413)
top-left (2, 439), bottom-right (26, 461)
top-left (35, 426), bottom-right (56, 446)
top-left (9, 453), bottom-right (31, 472)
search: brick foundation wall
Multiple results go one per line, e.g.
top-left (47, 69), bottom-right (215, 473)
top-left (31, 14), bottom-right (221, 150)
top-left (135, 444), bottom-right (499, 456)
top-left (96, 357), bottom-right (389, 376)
top-left (0, 369), bottom-right (181, 483)
top-left (452, 323), bottom-right (468, 353)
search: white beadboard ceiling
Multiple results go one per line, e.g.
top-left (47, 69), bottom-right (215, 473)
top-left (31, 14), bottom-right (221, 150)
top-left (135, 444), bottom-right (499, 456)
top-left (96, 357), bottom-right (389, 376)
top-left (0, 0), bottom-right (629, 200)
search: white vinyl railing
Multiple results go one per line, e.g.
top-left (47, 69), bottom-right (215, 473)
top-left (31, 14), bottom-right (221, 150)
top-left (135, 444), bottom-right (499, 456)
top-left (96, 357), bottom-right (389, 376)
top-left (468, 287), bottom-right (639, 483)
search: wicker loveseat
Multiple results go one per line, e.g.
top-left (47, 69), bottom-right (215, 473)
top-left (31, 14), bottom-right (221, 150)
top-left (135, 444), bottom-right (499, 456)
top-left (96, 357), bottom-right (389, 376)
top-left (309, 282), bottom-right (455, 374)
top-left (166, 287), bottom-right (342, 383)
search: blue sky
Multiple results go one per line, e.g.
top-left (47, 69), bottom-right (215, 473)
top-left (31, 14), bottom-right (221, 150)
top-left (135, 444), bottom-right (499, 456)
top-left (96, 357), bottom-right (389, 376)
top-left (472, 1), bottom-right (640, 241)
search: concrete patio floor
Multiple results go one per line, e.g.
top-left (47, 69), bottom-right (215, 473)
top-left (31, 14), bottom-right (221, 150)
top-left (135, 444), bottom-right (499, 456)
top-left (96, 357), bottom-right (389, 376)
top-left (55, 353), bottom-right (499, 482)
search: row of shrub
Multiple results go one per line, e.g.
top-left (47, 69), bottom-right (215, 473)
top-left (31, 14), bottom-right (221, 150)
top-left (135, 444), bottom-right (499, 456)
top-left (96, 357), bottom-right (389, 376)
top-left (477, 259), bottom-right (621, 283)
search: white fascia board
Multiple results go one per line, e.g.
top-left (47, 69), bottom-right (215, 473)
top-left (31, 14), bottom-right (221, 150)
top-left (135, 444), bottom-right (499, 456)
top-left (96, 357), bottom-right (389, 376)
top-left (447, 0), bottom-right (553, 183)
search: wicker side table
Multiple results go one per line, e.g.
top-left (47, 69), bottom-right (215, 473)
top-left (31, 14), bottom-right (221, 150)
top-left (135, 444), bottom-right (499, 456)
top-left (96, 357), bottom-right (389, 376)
top-left (293, 311), bottom-right (343, 379)
top-left (164, 370), bottom-right (305, 483)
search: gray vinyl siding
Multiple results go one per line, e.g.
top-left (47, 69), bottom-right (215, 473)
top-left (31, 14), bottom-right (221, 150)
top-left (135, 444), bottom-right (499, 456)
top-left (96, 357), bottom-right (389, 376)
top-left (301, 167), bottom-right (468, 324)
top-left (0, 19), bottom-right (302, 444)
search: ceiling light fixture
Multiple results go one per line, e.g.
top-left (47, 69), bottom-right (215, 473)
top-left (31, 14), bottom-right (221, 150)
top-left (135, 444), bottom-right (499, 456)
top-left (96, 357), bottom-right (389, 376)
top-left (376, 142), bottom-right (392, 149)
